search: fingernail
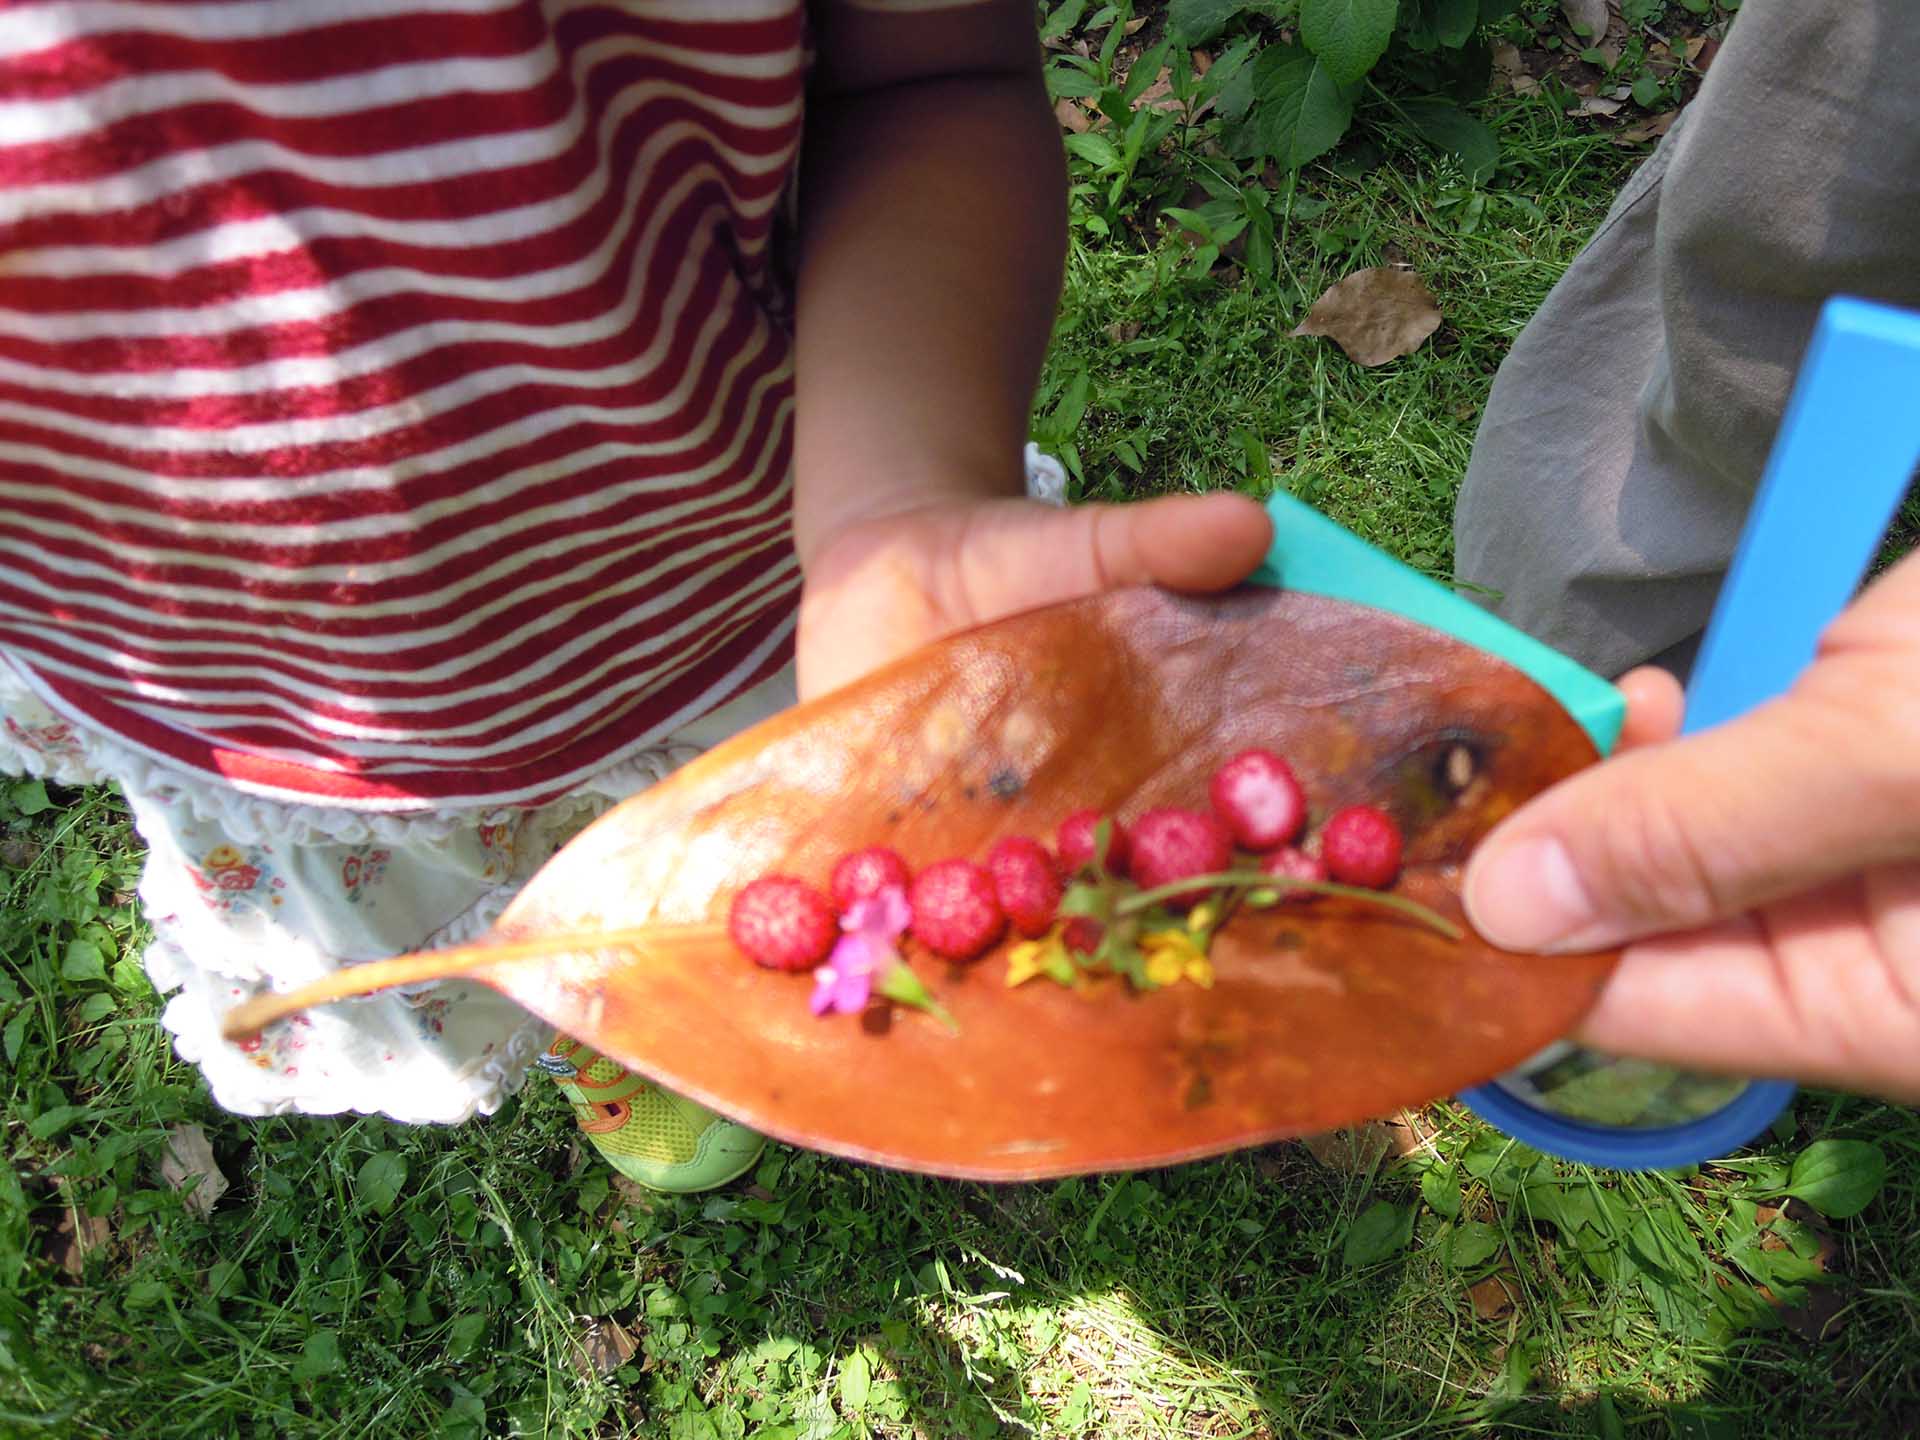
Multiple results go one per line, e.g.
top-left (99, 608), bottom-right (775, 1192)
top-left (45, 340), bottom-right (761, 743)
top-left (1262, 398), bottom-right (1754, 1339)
top-left (1464, 836), bottom-right (1609, 953)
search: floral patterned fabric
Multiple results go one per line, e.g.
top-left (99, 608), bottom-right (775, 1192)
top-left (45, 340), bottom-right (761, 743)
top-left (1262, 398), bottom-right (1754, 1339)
top-left (0, 655), bottom-right (795, 1123)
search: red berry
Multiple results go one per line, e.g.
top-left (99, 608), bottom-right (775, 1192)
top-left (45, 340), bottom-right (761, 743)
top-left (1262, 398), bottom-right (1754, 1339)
top-left (908, 859), bottom-right (1006, 961)
top-left (1209, 748), bottom-right (1307, 851)
top-left (728, 875), bottom-right (836, 972)
top-left (1128, 808), bottom-right (1233, 903)
top-left (1063, 917), bottom-right (1104, 955)
top-left (1057, 809), bottom-right (1131, 877)
top-left (829, 846), bottom-right (911, 910)
top-left (1320, 806), bottom-right (1403, 888)
top-left (985, 837), bottom-right (1063, 938)
top-left (1260, 845), bottom-right (1328, 901)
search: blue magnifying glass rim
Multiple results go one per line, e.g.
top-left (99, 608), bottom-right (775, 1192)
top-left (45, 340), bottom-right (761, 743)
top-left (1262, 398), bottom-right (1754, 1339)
top-left (1457, 1077), bottom-right (1797, 1170)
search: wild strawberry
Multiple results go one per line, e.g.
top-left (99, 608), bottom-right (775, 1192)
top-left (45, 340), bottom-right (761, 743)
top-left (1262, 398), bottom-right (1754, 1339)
top-left (1057, 809), bottom-right (1131, 877)
top-left (1063, 917), bottom-right (1104, 955)
top-left (728, 875), bottom-right (836, 972)
top-left (985, 836), bottom-right (1063, 938)
top-left (1260, 845), bottom-right (1328, 901)
top-left (829, 846), bottom-right (910, 910)
top-left (1128, 807), bottom-right (1232, 903)
top-left (908, 859), bottom-right (1006, 961)
top-left (1209, 748), bottom-right (1307, 851)
top-left (1320, 805), bottom-right (1403, 889)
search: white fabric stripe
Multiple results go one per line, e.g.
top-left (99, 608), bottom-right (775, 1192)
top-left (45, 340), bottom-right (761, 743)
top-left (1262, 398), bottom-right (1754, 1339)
top-left (0, 236), bottom-right (761, 463)
top-left (0, 64), bottom-right (799, 227)
top-left (0, 512), bottom-right (795, 745)
top-left (30, 542), bottom-right (800, 755)
top-left (0, 490), bottom-right (790, 690)
top-left (0, 0), bottom-right (797, 61)
top-left (0, 0), bottom-right (524, 57)
top-left (8, 605), bottom-right (799, 811)
top-left (0, 176), bottom-right (771, 401)
top-left (0, 393), bottom-right (793, 652)
top-left (0, 29), bottom-right (799, 145)
top-left (0, 114), bottom-right (789, 344)
top-left (0, 312), bottom-right (786, 561)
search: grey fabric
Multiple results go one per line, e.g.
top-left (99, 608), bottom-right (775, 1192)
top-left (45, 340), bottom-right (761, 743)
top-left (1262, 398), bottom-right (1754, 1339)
top-left (1454, 0), bottom-right (1920, 678)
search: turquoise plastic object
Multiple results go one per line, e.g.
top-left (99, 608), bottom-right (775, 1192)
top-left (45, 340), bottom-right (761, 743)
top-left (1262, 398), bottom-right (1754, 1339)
top-left (1252, 295), bottom-right (1920, 1169)
top-left (1251, 494), bottom-right (1626, 754)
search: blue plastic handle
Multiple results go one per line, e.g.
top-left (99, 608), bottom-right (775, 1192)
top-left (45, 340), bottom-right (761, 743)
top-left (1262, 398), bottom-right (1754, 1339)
top-left (1461, 295), bottom-right (1920, 1168)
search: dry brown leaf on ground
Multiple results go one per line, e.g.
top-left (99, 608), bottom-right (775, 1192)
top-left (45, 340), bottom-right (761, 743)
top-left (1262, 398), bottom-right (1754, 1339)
top-left (46, 1205), bottom-right (111, 1278)
top-left (1568, 94), bottom-right (1623, 118)
top-left (1469, 1272), bottom-right (1519, 1322)
top-left (1301, 1111), bottom-right (1435, 1172)
top-left (1054, 99), bottom-right (1091, 134)
top-left (1613, 110), bottom-right (1678, 146)
top-left (159, 1123), bottom-right (229, 1218)
top-left (569, 1316), bottom-right (640, 1379)
top-left (1133, 67), bottom-right (1185, 114)
top-left (1560, 0), bottom-right (1610, 41)
top-left (1292, 269), bottom-right (1442, 366)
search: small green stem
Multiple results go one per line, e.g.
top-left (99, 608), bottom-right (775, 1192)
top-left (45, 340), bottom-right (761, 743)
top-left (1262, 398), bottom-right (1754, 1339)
top-left (1116, 871), bottom-right (1464, 942)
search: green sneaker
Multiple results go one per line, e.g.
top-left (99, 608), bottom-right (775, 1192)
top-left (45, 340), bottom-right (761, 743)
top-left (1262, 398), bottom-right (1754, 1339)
top-left (536, 1035), bottom-right (764, 1194)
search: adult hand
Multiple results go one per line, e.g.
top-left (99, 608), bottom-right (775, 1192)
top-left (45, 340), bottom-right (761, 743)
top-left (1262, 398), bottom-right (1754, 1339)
top-left (1463, 551), bottom-right (1920, 1103)
top-left (794, 491), bottom-right (1272, 700)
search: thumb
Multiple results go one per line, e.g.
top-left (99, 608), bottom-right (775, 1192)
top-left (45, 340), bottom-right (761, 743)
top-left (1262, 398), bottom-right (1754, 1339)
top-left (1462, 679), bottom-right (1920, 952)
top-left (995, 490), bottom-right (1274, 600)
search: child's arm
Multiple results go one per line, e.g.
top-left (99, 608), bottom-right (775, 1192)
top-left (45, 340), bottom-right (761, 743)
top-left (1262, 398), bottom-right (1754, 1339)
top-left (793, 0), bottom-right (1271, 699)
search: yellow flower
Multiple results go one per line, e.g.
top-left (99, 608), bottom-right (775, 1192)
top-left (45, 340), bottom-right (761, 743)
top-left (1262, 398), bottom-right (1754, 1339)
top-left (204, 844), bottom-right (244, 871)
top-left (1006, 931), bottom-right (1076, 988)
top-left (1140, 927), bottom-right (1215, 989)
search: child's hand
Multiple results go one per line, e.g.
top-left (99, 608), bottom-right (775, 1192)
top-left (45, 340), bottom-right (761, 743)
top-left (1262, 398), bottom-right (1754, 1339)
top-left (795, 491), bottom-right (1273, 700)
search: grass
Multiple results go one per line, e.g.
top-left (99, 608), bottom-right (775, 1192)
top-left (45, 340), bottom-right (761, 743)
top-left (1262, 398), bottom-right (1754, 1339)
top-left (5, 6), bottom-right (1919, 1437)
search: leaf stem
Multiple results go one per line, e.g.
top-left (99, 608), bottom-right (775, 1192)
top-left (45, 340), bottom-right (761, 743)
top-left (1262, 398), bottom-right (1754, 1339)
top-left (1115, 871), bottom-right (1464, 941)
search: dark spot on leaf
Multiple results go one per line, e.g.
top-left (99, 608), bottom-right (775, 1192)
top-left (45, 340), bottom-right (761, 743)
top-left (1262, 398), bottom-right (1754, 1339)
top-left (1185, 1072), bottom-right (1214, 1110)
top-left (962, 785), bottom-right (977, 801)
top-left (988, 767), bottom-right (1023, 800)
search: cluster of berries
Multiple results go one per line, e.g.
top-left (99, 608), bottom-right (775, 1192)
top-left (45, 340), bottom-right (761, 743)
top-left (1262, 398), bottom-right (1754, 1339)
top-left (726, 747), bottom-right (1405, 978)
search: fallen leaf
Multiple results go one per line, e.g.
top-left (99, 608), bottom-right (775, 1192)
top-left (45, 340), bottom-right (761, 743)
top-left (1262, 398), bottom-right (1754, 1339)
top-left (1612, 110), bottom-right (1678, 146)
top-left (1512, 75), bottom-right (1542, 96)
top-left (1132, 67), bottom-right (1185, 114)
top-left (1123, 15), bottom-right (1148, 33)
top-left (159, 1124), bottom-right (228, 1218)
top-left (1302, 1125), bottom-right (1394, 1174)
top-left (1568, 94), bottom-right (1623, 118)
top-left (1560, 0), bottom-right (1609, 41)
top-left (1192, 50), bottom-right (1213, 76)
top-left (569, 1316), bottom-right (639, 1378)
top-left (1694, 36), bottom-right (1721, 72)
top-left (0, 837), bottom-right (40, 868)
top-left (45, 1205), bottom-right (111, 1278)
top-left (1469, 1272), bottom-right (1519, 1322)
top-left (1292, 268), bottom-right (1443, 366)
top-left (1593, 40), bottom-right (1622, 69)
top-left (1105, 320), bottom-right (1142, 344)
top-left (1491, 42), bottom-right (1527, 91)
top-left (1301, 1111), bottom-right (1433, 1173)
top-left (223, 589), bottom-right (1614, 1182)
top-left (1683, 36), bottom-right (1708, 63)
top-left (1054, 99), bottom-right (1091, 134)
top-left (611, 1176), bottom-right (657, 1212)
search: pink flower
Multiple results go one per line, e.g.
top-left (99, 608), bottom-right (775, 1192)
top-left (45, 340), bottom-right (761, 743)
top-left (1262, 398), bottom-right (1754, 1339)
top-left (810, 885), bottom-right (911, 1017)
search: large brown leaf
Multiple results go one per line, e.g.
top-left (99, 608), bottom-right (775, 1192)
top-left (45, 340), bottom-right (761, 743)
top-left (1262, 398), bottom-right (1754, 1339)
top-left (227, 587), bottom-right (1617, 1179)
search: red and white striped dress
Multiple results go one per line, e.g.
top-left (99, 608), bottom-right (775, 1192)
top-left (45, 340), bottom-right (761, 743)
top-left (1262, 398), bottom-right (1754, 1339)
top-left (0, 0), bottom-right (849, 1121)
top-left (0, 0), bottom-right (809, 811)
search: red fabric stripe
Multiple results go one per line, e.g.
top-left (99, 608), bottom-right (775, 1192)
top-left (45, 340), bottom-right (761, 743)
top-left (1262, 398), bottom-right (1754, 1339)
top-left (0, 346), bottom-right (790, 589)
top-left (27, 586), bottom-right (796, 805)
top-left (0, 44), bottom-right (799, 196)
top-left (0, 201), bottom-right (760, 429)
top-left (0, 99), bottom-right (794, 323)
top-left (0, 7), bottom-right (552, 100)
top-left (0, 524), bottom-right (797, 742)
top-left (15, 552), bottom-right (798, 779)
